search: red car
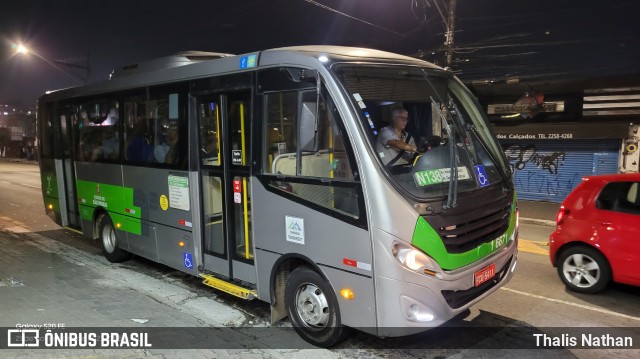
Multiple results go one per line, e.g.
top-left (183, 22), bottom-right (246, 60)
top-left (549, 173), bottom-right (640, 293)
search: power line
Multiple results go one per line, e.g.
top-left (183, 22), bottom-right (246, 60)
top-left (302, 0), bottom-right (406, 36)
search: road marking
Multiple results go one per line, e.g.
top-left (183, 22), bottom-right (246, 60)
top-left (500, 287), bottom-right (640, 322)
top-left (21, 184), bottom-right (41, 189)
top-left (518, 239), bottom-right (549, 255)
top-left (0, 179), bottom-right (40, 189)
top-left (6, 226), bottom-right (29, 233)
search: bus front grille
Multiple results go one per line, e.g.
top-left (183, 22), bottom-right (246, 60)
top-left (435, 203), bottom-right (511, 254)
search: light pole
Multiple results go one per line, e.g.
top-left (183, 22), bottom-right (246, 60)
top-left (11, 42), bottom-right (91, 84)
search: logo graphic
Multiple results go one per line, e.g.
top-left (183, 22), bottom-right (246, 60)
top-left (288, 222), bottom-right (302, 231)
top-left (183, 252), bottom-right (193, 269)
top-left (474, 165), bottom-right (489, 188)
top-left (7, 329), bottom-right (40, 347)
top-left (159, 195), bottom-right (169, 211)
top-left (285, 216), bottom-right (305, 245)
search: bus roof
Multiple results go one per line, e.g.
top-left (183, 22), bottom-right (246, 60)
top-left (38, 45), bottom-right (441, 102)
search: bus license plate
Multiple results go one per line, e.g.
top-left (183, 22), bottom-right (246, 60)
top-left (474, 263), bottom-right (496, 287)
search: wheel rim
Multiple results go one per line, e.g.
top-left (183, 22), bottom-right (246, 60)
top-left (295, 282), bottom-right (330, 329)
top-left (102, 223), bottom-right (117, 254)
top-left (562, 253), bottom-right (601, 288)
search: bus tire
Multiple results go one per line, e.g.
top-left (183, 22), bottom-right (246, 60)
top-left (98, 214), bottom-right (132, 263)
top-left (284, 266), bottom-right (350, 347)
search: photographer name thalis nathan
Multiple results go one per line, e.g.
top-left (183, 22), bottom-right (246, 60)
top-left (534, 333), bottom-right (634, 347)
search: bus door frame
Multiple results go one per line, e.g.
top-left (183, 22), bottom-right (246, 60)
top-left (193, 73), bottom-right (256, 285)
top-left (56, 101), bottom-right (82, 229)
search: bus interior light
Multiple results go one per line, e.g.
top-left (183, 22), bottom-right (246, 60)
top-left (339, 288), bottom-right (355, 300)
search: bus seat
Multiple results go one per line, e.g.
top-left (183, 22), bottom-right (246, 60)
top-left (272, 152), bottom-right (332, 177)
top-left (272, 153), bottom-right (297, 176)
top-left (271, 152), bottom-right (334, 208)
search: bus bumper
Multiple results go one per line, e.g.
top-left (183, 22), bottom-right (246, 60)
top-left (375, 241), bottom-right (517, 337)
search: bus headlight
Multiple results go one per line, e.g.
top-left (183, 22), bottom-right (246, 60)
top-left (392, 242), bottom-right (437, 274)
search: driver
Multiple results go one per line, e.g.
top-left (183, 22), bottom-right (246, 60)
top-left (376, 107), bottom-right (419, 166)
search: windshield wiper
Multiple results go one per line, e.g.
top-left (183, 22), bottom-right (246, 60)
top-left (431, 97), bottom-right (458, 209)
top-left (423, 69), bottom-right (459, 210)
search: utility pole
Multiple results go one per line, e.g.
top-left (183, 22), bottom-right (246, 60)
top-left (431, 0), bottom-right (458, 69)
top-left (444, 0), bottom-right (457, 69)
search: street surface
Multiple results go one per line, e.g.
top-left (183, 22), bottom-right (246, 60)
top-left (0, 160), bottom-right (638, 358)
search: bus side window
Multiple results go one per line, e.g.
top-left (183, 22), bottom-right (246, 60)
top-left (73, 100), bottom-right (119, 163)
top-left (263, 88), bottom-right (359, 218)
top-left (264, 91), bottom-right (298, 174)
top-left (124, 100), bottom-right (154, 163)
top-left (124, 90), bottom-right (185, 168)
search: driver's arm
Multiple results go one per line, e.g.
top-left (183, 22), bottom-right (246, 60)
top-left (386, 139), bottom-right (418, 153)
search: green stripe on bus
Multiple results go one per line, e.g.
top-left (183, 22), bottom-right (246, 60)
top-left (75, 180), bottom-right (142, 235)
top-left (411, 199), bottom-right (517, 271)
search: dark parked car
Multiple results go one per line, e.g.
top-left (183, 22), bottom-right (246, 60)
top-left (549, 173), bottom-right (640, 293)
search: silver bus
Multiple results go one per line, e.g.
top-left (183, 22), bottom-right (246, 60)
top-left (38, 46), bottom-right (518, 347)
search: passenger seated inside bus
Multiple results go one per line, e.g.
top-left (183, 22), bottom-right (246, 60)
top-left (100, 127), bottom-right (119, 160)
top-left (163, 126), bottom-right (180, 164)
top-left (126, 120), bottom-right (155, 162)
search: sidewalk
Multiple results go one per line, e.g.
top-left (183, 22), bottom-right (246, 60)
top-left (0, 217), bottom-right (329, 355)
top-left (518, 200), bottom-right (560, 227)
top-left (0, 157), bottom-right (38, 164)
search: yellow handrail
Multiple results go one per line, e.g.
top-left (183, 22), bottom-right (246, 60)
top-left (239, 102), bottom-right (252, 259)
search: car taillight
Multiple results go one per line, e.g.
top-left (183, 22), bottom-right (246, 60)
top-left (556, 206), bottom-right (569, 225)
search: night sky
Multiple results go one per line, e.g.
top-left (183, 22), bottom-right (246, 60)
top-left (1, 0), bottom-right (639, 106)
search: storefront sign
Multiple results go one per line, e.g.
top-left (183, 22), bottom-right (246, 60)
top-left (496, 133), bottom-right (574, 140)
top-left (493, 122), bottom-right (629, 141)
top-left (487, 92), bottom-right (564, 119)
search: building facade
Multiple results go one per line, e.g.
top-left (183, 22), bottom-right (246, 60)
top-left (471, 77), bottom-right (639, 203)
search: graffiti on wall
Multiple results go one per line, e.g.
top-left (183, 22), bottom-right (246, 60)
top-left (504, 144), bottom-right (581, 198)
top-left (504, 144), bottom-right (565, 174)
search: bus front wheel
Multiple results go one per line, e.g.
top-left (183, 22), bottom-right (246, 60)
top-left (98, 214), bottom-right (132, 263)
top-left (284, 266), bottom-right (350, 347)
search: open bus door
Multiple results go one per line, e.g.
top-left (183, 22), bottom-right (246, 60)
top-left (195, 87), bottom-right (256, 296)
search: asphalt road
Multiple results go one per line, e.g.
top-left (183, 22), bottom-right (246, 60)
top-left (0, 160), bottom-right (638, 358)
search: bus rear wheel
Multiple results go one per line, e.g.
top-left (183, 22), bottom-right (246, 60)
top-left (98, 214), bottom-right (132, 263)
top-left (284, 266), bottom-right (350, 347)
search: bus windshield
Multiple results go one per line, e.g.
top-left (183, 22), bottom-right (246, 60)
top-left (333, 65), bottom-right (510, 202)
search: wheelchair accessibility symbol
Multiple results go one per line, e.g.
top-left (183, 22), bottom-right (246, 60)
top-left (474, 165), bottom-right (489, 188)
top-left (184, 252), bottom-right (193, 269)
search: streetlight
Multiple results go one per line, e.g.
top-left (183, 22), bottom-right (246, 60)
top-left (11, 42), bottom-right (91, 84)
top-left (15, 43), bottom-right (29, 54)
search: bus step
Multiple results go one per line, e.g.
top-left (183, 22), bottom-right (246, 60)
top-left (64, 226), bottom-right (83, 234)
top-left (200, 274), bottom-right (257, 300)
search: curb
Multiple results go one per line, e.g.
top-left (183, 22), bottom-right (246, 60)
top-left (520, 217), bottom-right (556, 227)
